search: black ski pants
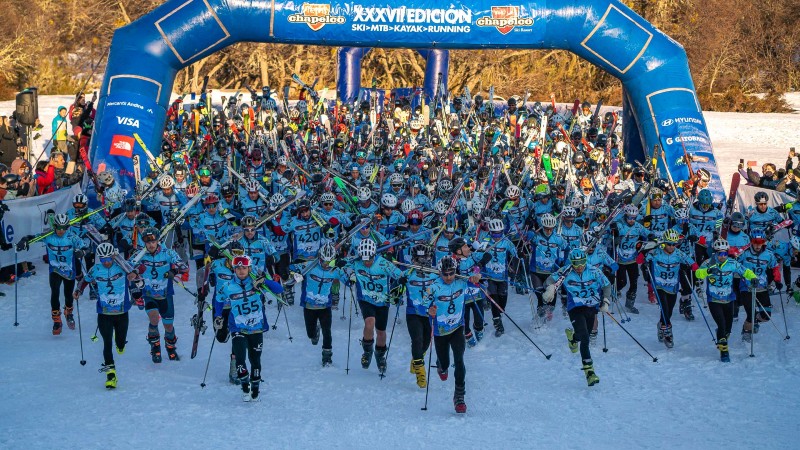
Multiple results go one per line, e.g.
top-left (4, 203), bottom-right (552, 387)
top-left (50, 273), bottom-right (75, 311)
top-left (434, 326), bottom-right (466, 388)
top-left (232, 332), bottom-right (263, 382)
top-left (304, 307), bottom-right (333, 349)
top-left (616, 263), bottom-right (639, 296)
top-left (709, 301), bottom-right (735, 341)
top-left (463, 301), bottom-right (485, 336)
top-left (406, 314), bottom-right (432, 361)
top-left (568, 306), bottom-right (597, 362)
top-left (487, 279), bottom-right (508, 319)
top-left (98, 313), bottom-right (129, 365)
top-left (656, 289), bottom-right (678, 326)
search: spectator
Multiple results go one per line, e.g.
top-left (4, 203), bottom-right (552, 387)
top-left (0, 116), bottom-right (18, 166)
top-left (36, 152), bottom-right (65, 195)
top-left (746, 162), bottom-right (780, 189)
top-left (52, 106), bottom-right (69, 153)
top-left (12, 158), bottom-right (34, 197)
top-left (0, 174), bottom-right (20, 200)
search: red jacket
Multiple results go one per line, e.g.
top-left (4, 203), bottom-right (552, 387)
top-left (36, 165), bottom-right (56, 195)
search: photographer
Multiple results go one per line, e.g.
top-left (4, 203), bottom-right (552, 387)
top-left (36, 152), bottom-right (65, 195)
top-left (11, 159), bottom-right (34, 198)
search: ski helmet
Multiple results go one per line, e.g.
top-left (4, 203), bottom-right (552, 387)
top-left (624, 205), bottom-right (639, 218)
top-left (320, 192), bottom-right (336, 204)
top-left (411, 244), bottom-right (432, 264)
top-left (444, 213), bottom-right (458, 232)
top-left (569, 197), bottom-right (584, 210)
top-left (649, 188), bottom-right (664, 199)
top-left (569, 248), bottom-right (588, 267)
top-left (97, 170), bottom-right (115, 186)
top-left (697, 189), bottom-right (713, 206)
top-left (96, 243), bottom-right (116, 258)
top-left (389, 173), bottom-right (404, 186)
top-left (541, 213), bottom-right (557, 228)
top-left (135, 213), bottom-right (151, 228)
top-left (362, 164), bottom-right (374, 179)
top-left (124, 198), bottom-right (141, 213)
top-left (712, 239), bottom-right (729, 252)
top-left (662, 229), bottom-right (680, 244)
top-left (241, 215), bottom-right (258, 229)
top-left (448, 237), bottom-right (468, 254)
top-left (231, 254), bottom-right (252, 267)
top-left (401, 198), bottom-right (416, 215)
top-left (407, 209), bottom-right (424, 225)
top-left (561, 207), bottom-right (577, 219)
top-left (358, 239), bottom-right (377, 260)
top-left (244, 179), bottom-right (260, 192)
top-left (439, 179), bottom-right (453, 193)
top-left (596, 203), bottom-right (610, 217)
top-left (381, 193), bottom-right (398, 209)
top-left (488, 218), bottom-right (505, 233)
top-left (296, 199), bottom-right (311, 212)
top-left (141, 227), bottom-right (159, 243)
top-left (319, 243), bottom-right (336, 262)
top-left (674, 208), bottom-right (690, 222)
top-left (276, 156), bottom-right (288, 166)
top-left (506, 185), bottom-right (521, 199)
top-left (53, 214), bottom-right (70, 228)
top-left (270, 193), bottom-right (286, 209)
top-left (472, 199), bottom-right (485, 217)
top-left (750, 230), bottom-right (767, 245)
top-left (357, 187), bottom-right (372, 202)
top-left (159, 176), bottom-right (174, 190)
top-left (437, 255), bottom-right (458, 276)
top-left (433, 200), bottom-right (448, 215)
top-left (754, 191), bottom-right (769, 204)
top-left (228, 241), bottom-right (245, 256)
top-left (73, 193), bottom-right (88, 206)
top-left (203, 193), bottom-right (220, 206)
top-left (730, 212), bottom-right (745, 229)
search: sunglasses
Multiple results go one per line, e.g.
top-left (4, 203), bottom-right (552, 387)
top-left (99, 257), bottom-right (113, 264)
top-left (323, 202), bottom-right (333, 207)
top-left (244, 227), bottom-right (257, 233)
top-left (442, 271), bottom-right (456, 277)
top-left (54, 225), bottom-right (69, 231)
top-left (205, 203), bottom-right (218, 208)
top-left (143, 236), bottom-right (158, 243)
top-left (664, 242), bottom-right (676, 247)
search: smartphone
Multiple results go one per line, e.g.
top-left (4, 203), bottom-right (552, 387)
top-left (740, 159), bottom-right (744, 164)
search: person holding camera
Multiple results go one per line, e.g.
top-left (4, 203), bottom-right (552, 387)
top-left (36, 152), bottom-right (65, 195)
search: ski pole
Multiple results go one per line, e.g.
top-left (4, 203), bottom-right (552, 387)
top-left (421, 316), bottom-right (435, 411)
top-left (754, 295), bottom-right (788, 340)
top-left (750, 284), bottom-right (756, 357)
top-left (683, 274), bottom-right (717, 344)
top-left (777, 289), bottom-right (791, 339)
top-left (282, 301), bottom-right (293, 342)
top-left (75, 295), bottom-right (87, 366)
top-left (603, 311), bottom-right (658, 362)
top-left (601, 314), bottom-right (608, 353)
top-left (380, 301), bottom-right (402, 380)
top-left (13, 250), bottom-right (19, 326)
top-left (200, 336), bottom-right (216, 388)
top-left (478, 286), bottom-right (552, 359)
top-left (346, 284), bottom-right (354, 374)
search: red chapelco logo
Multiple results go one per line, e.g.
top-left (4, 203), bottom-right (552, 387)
top-left (288, 3), bottom-right (346, 31)
top-left (109, 135), bottom-right (134, 158)
top-left (476, 6), bottom-right (533, 35)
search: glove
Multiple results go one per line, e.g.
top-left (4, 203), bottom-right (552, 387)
top-left (708, 267), bottom-right (721, 277)
top-left (271, 273), bottom-right (281, 283)
top-left (776, 282), bottom-right (784, 290)
top-left (207, 246), bottom-right (220, 259)
top-left (74, 249), bottom-right (86, 259)
top-left (599, 298), bottom-right (610, 313)
top-left (687, 235), bottom-right (699, 243)
top-left (636, 253), bottom-right (645, 264)
top-left (292, 272), bottom-right (303, 283)
top-left (0, 241), bottom-right (11, 251)
top-left (118, 238), bottom-right (132, 253)
top-left (213, 316), bottom-right (224, 331)
top-left (99, 223), bottom-right (114, 236)
top-left (322, 224), bottom-right (333, 234)
top-left (164, 269), bottom-right (176, 279)
top-left (349, 273), bottom-right (357, 284)
top-left (543, 284), bottom-right (557, 303)
top-left (398, 276), bottom-right (408, 285)
top-left (264, 254), bottom-right (277, 265)
top-left (479, 252), bottom-right (492, 265)
top-left (16, 235), bottom-right (33, 252)
top-left (335, 259), bottom-right (347, 268)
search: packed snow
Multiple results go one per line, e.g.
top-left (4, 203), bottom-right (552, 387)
top-left (0, 94), bottom-right (799, 448)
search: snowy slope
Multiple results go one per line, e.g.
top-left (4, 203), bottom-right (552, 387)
top-left (0, 95), bottom-right (799, 448)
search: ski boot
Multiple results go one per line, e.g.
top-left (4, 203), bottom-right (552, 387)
top-left (238, 366), bottom-right (251, 402)
top-left (657, 322), bottom-right (665, 342)
top-left (51, 310), bottom-right (62, 335)
top-left (589, 330), bottom-right (598, 345)
top-left (475, 329), bottom-right (484, 342)
top-left (537, 305), bottom-right (547, 318)
top-left (250, 377), bottom-right (261, 402)
top-left (375, 346), bottom-right (388, 376)
top-left (229, 355), bottom-right (239, 384)
top-left (165, 333), bottom-right (179, 361)
top-left (331, 292), bottom-right (340, 310)
top-left (680, 296), bottom-right (695, 321)
top-left (741, 327), bottom-right (752, 343)
top-left (360, 339), bottom-right (374, 369)
top-left (453, 385), bottom-right (467, 414)
top-left (64, 306), bottom-right (76, 330)
top-left (147, 333), bottom-right (162, 363)
top-left (565, 328), bottom-right (579, 353)
top-left (717, 338), bottom-right (730, 362)
top-left (647, 284), bottom-right (656, 304)
top-left (311, 325), bottom-right (320, 346)
top-left (625, 292), bottom-right (639, 314)
top-left (663, 325), bottom-right (674, 349)
top-left (492, 317), bottom-right (505, 337)
top-left (582, 360), bottom-right (599, 386)
top-left (282, 285), bottom-right (295, 306)
top-left (465, 331), bottom-right (477, 348)
top-left (322, 348), bottom-right (333, 367)
top-left (412, 358), bottom-right (426, 388)
top-left (436, 359), bottom-right (448, 381)
top-left (410, 357), bottom-right (415, 374)
top-left (753, 321), bottom-right (760, 334)
top-left (100, 364), bottom-right (117, 389)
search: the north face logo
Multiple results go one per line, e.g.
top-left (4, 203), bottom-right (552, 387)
top-left (109, 135), bottom-right (134, 158)
top-left (476, 6), bottom-right (534, 35)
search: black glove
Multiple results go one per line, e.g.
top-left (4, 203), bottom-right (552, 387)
top-left (775, 282), bottom-right (784, 290)
top-left (398, 276), bottom-right (408, 285)
top-left (709, 267), bottom-right (721, 276)
top-left (164, 269), bottom-right (176, 279)
top-left (15, 235), bottom-right (33, 252)
top-left (479, 252), bottom-right (492, 265)
top-left (74, 249), bottom-right (86, 259)
top-left (118, 238), bottom-right (132, 253)
top-left (322, 223), bottom-right (333, 234)
top-left (99, 223), bottom-right (114, 236)
top-left (264, 254), bottom-right (277, 265)
top-left (335, 259), bottom-right (347, 268)
top-left (208, 246), bottom-right (221, 259)
top-left (687, 235), bottom-right (699, 243)
top-left (722, 217), bottom-right (732, 227)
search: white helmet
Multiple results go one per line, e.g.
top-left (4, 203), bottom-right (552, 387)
top-left (401, 198), bottom-right (416, 214)
top-left (439, 179), bottom-right (453, 192)
top-left (53, 213), bottom-right (70, 227)
top-left (319, 242), bottom-right (336, 262)
top-left (320, 192), bottom-right (336, 204)
top-left (561, 206), bottom-right (577, 218)
top-left (472, 199), bottom-right (485, 216)
top-left (362, 164), bottom-right (374, 179)
top-left (506, 185), bottom-right (521, 199)
top-left (159, 176), bottom-right (175, 189)
top-left (381, 193), bottom-right (398, 208)
top-left (541, 213), bottom-right (557, 228)
top-left (569, 197), bottom-right (583, 210)
top-left (624, 205), bottom-right (639, 218)
top-left (97, 242), bottom-right (116, 258)
top-left (358, 239), bottom-right (377, 260)
top-left (73, 193), bottom-right (88, 204)
top-left (712, 239), bottom-right (729, 252)
top-left (488, 218), bottom-right (505, 232)
top-left (433, 200), bottom-right (448, 215)
top-left (357, 187), bottom-right (372, 202)
top-left (244, 179), bottom-right (260, 192)
top-left (674, 208), bottom-right (689, 221)
top-left (276, 156), bottom-right (288, 166)
top-left (389, 173), bottom-right (404, 185)
top-left (270, 193), bottom-right (286, 208)
top-left (97, 170), bottom-right (115, 186)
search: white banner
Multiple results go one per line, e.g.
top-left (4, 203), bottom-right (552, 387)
top-left (0, 183), bottom-right (85, 267)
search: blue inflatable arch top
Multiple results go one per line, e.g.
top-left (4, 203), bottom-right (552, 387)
top-left (91, 0), bottom-right (723, 199)
top-left (337, 47), bottom-right (449, 104)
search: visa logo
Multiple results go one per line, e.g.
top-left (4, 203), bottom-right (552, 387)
top-left (117, 116), bottom-right (140, 128)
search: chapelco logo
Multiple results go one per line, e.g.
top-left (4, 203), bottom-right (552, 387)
top-left (476, 6), bottom-right (533, 35)
top-left (288, 3), bottom-right (346, 31)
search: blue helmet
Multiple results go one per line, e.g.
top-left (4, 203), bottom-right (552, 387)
top-left (697, 189), bottom-right (713, 206)
top-left (569, 248), bottom-right (588, 266)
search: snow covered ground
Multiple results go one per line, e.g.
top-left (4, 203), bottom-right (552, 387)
top-left (0, 94), bottom-right (799, 448)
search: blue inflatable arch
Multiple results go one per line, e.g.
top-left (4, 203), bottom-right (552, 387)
top-left (91, 0), bottom-right (723, 199)
top-left (337, 47), bottom-right (449, 104)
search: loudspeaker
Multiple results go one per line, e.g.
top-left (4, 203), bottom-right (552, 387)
top-left (15, 87), bottom-right (38, 126)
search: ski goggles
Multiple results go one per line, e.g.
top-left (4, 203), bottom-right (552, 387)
top-left (232, 255), bottom-right (251, 267)
top-left (408, 218), bottom-right (422, 226)
top-left (490, 231), bottom-right (504, 238)
top-left (197, 168), bottom-right (212, 177)
top-left (142, 233), bottom-right (158, 243)
top-left (54, 224), bottom-right (69, 231)
top-left (204, 202), bottom-right (219, 208)
top-left (99, 257), bottom-right (113, 264)
top-left (716, 251), bottom-right (728, 259)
